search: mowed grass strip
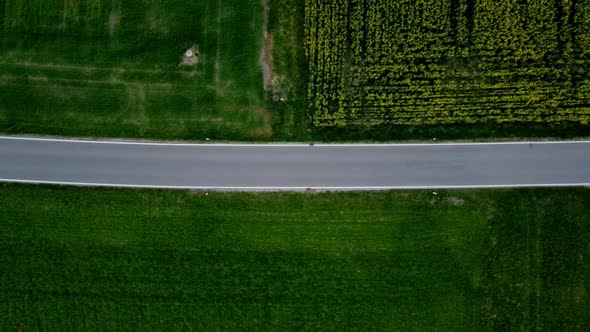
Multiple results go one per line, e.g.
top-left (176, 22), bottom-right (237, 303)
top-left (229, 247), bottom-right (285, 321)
top-left (0, 184), bottom-right (589, 330)
top-left (0, 0), bottom-right (269, 140)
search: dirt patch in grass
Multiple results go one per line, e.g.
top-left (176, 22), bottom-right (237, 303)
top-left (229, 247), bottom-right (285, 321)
top-left (259, 0), bottom-right (286, 99)
top-left (448, 196), bottom-right (465, 206)
top-left (180, 45), bottom-right (200, 67)
top-left (260, 31), bottom-right (274, 91)
top-left (108, 11), bottom-right (120, 37)
top-left (260, 32), bottom-right (286, 100)
top-left (260, 0), bottom-right (273, 91)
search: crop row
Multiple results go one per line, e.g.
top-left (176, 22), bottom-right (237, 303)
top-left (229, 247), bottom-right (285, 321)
top-left (305, 0), bottom-right (590, 127)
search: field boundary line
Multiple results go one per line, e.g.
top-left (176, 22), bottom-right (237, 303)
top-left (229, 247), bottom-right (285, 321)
top-left (0, 62), bottom-right (188, 74)
top-left (1, 178), bottom-right (589, 191)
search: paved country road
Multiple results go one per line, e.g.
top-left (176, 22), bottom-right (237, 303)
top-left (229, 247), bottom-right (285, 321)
top-left (1, 136), bottom-right (589, 190)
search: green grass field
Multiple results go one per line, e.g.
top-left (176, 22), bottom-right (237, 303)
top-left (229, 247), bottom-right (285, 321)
top-left (1, 184), bottom-right (588, 330)
top-left (0, 0), bottom-right (270, 140)
top-left (2, 0), bottom-right (590, 141)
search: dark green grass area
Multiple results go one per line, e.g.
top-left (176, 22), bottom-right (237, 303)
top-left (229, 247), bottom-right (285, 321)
top-left (0, 0), bottom-right (270, 140)
top-left (310, 122), bottom-right (590, 142)
top-left (267, 0), bottom-right (309, 141)
top-left (0, 184), bottom-right (589, 330)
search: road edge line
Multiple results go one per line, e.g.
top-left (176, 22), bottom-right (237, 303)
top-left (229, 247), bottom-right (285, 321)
top-left (1, 136), bottom-right (590, 147)
top-left (1, 178), bottom-right (589, 191)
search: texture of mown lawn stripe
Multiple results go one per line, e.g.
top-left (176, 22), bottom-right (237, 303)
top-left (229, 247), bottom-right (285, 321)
top-left (0, 0), bottom-right (269, 140)
top-left (1, 185), bottom-right (589, 330)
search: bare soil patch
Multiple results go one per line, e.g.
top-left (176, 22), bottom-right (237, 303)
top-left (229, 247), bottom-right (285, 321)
top-left (180, 45), bottom-right (200, 67)
top-left (259, 0), bottom-right (286, 99)
top-left (108, 11), bottom-right (120, 37)
top-left (448, 197), bottom-right (465, 206)
top-left (260, 31), bottom-right (274, 91)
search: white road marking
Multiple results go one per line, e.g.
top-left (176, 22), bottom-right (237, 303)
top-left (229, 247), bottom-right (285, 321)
top-left (0, 136), bottom-right (306, 147)
top-left (1, 178), bottom-right (589, 191)
top-left (1, 135), bottom-right (589, 147)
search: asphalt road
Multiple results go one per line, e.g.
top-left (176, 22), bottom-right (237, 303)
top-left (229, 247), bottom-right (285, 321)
top-left (1, 137), bottom-right (589, 190)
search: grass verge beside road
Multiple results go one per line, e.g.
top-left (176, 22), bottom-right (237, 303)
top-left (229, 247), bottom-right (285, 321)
top-left (1, 184), bottom-right (588, 330)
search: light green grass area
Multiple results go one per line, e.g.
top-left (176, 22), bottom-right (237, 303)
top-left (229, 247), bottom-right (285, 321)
top-left (0, 0), bottom-right (270, 140)
top-left (1, 184), bottom-right (588, 330)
